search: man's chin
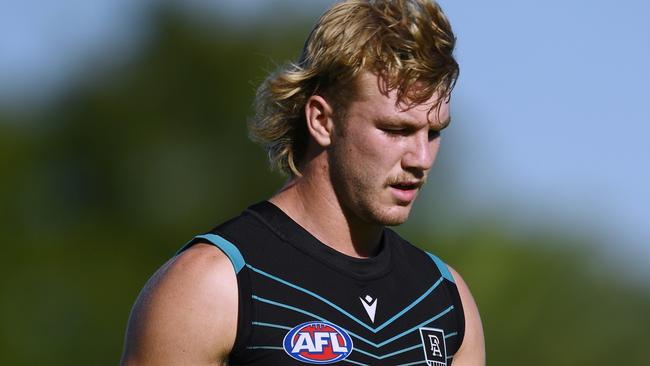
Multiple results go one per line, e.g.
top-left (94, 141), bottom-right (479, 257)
top-left (382, 217), bottom-right (408, 227)
top-left (375, 206), bottom-right (412, 226)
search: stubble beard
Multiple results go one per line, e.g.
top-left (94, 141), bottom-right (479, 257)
top-left (328, 158), bottom-right (415, 227)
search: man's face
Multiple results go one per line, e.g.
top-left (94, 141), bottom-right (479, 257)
top-left (327, 72), bottom-right (450, 226)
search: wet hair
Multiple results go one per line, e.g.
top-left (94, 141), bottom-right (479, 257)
top-left (249, 0), bottom-right (458, 176)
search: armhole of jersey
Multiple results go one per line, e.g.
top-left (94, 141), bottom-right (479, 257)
top-left (176, 233), bottom-right (253, 360)
top-left (426, 252), bottom-right (466, 353)
top-left (426, 252), bottom-right (455, 283)
top-left (177, 233), bottom-right (245, 274)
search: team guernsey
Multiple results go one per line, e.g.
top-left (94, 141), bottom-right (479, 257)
top-left (178, 201), bottom-right (465, 365)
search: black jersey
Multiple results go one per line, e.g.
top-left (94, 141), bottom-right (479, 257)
top-left (178, 201), bottom-right (465, 366)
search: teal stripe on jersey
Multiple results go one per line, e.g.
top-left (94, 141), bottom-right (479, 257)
top-left (193, 234), bottom-right (246, 274)
top-left (445, 331), bottom-right (458, 339)
top-left (252, 295), bottom-right (454, 349)
top-left (251, 321), bottom-right (292, 331)
top-left (251, 321), bottom-right (426, 361)
top-left (248, 264), bottom-right (444, 333)
top-left (353, 344), bottom-right (421, 360)
top-left (426, 252), bottom-right (455, 283)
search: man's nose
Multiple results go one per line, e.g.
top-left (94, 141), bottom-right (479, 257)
top-left (402, 132), bottom-right (437, 171)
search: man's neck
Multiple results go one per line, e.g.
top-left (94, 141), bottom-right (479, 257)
top-left (269, 170), bottom-right (383, 259)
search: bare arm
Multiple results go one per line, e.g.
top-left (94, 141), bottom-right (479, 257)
top-left (120, 244), bottom-right (238, 366)
top-left (449, 266), bottom-right (485, 366)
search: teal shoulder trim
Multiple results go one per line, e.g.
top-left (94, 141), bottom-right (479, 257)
top-left (184, 234), bottom-right (246, 274)
top-left (426, 252), bottom-right (455, 283)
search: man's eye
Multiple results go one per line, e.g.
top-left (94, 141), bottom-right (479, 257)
top-left (382, 128), bottom-right (408, 136)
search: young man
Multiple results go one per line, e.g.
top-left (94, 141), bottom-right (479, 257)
top-left (120, 1), bottom-right (485, 365)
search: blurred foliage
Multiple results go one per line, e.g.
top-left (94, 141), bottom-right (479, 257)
top-left (0, 6), bottom-right (648, 366)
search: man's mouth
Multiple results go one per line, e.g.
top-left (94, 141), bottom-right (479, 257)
top-left (388, 181), bottom-right (421, 203)
top-left (389, 181), bottom-right (422, 191)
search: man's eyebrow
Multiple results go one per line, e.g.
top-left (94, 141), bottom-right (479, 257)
top-left (376, 116), bottom-right (451, 129)
top-left (376, 117), bottom-right (413, 125)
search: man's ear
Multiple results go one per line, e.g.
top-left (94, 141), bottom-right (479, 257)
top-left (305, 95), bottom-right (334, 147)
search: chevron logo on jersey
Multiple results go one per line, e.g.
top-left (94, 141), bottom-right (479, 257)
top-left (283, 321), bottom-right (354, 364)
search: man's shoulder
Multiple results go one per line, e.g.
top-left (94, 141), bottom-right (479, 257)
top-left (146, 243), bottom-right (239, 313)
top-left (121, 243), bottom-right (238, 365)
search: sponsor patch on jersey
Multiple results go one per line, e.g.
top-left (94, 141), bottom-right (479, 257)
top-left (419, 327), bottom-right (447, 366)
top-left (283, 321), bottom-right (354, 364)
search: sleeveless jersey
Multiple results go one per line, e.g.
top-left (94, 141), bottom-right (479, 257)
top-left (178, 201), bottom-right (465, 366)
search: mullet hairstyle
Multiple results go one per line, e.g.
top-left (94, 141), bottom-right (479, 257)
top-left (249, 0), bottom-right (459, 176)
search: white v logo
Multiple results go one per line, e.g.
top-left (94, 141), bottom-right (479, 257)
top-left (359, 295), bottom-right (378, 323)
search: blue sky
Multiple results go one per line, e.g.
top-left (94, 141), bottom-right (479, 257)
top-left (1, 0), bottom-right (648, 279)
top-left (440, 0), bottom-right (650, 277)
top-left (0, 0), bottom-right (154, 107)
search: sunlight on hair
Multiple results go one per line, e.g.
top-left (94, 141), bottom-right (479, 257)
top-left (249, 0), bottom-right (458, 176)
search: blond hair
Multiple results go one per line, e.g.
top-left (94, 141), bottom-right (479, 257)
top-left (249, 0), bottom-right (458, 176)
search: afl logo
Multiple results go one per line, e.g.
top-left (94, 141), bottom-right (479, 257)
top-left (283, 321), bottom-right (354, 364)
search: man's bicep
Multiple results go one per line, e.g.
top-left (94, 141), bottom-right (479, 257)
top-left (449, 266), bottom-right (485, 366)
top-left (120, 244), bottom-right (239, 366)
